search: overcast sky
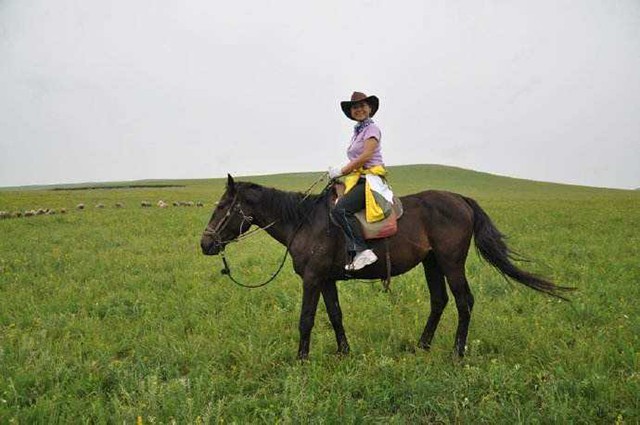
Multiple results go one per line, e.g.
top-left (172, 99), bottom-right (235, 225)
top-left (1, 0), bottom-right (639, 189)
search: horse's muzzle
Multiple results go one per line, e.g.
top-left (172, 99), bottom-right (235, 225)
top-left (200, 235), bottom-right (223, 256)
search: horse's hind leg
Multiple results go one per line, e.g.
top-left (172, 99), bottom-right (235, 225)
top-left (418, 252), bottom-right (449, 350)
top-left (443, 266), bottom-right (474, 357)
top-left (321, 281), bottom-right (350, 355)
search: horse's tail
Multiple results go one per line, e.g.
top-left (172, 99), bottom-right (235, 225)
top-left (461, 196), bottom-right (575, 300)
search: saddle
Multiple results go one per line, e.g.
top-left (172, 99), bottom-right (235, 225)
top-left (332, 182), bottom-right (404, 240)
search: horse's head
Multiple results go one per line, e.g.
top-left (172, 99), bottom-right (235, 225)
top-left (200, 174), bottom-right (257, 255)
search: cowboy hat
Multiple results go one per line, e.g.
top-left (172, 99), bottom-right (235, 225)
top-left (340, 91), bottom-right (379, 120)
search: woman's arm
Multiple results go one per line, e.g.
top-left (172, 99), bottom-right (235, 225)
top-left (341, 137), bottom-right (378, 175)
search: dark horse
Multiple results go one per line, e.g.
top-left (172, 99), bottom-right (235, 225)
top-left (201, 175), bottom-right (571, 360)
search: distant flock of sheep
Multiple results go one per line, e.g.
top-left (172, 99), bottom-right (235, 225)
top-left (148, 200), bottom-right (204, 208)
top-left (0, 200), bottom-right (205, 220)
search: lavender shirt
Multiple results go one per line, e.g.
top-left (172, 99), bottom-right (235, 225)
top-left (347, 121), bottom-right (384, 168)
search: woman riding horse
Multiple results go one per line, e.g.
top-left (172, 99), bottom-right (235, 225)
top-left (200, 93), bottom-right (574, 360)
top-left (329, 91), bottom-right (394, 271)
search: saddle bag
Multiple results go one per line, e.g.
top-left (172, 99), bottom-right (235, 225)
top-left (355, 197), bottom-right (403, 239)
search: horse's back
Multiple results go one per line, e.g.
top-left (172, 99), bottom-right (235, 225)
top-left (401, 190), bottom-right (473, 218)
top-left (398, 189), bottom-right (474, 243)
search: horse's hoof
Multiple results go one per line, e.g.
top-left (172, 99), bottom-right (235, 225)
top-left (335, 346), bottom-right (350, 357)
top-left (337, 342), bottom-right (350, 355)
top-left (451, 351), bottom-right (465, 363)
top-left (417, 341), bottom-right (431, 351)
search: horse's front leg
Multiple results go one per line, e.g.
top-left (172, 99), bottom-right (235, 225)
top-left (297, 279), bottom-right (321, 360)
top-left (321, 280), bottom-right (350, 355)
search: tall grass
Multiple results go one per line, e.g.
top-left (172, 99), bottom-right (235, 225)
top-left (1, 165), bottom-right (638, 423)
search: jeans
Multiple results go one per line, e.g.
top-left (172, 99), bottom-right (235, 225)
top-left (330, 180), bottom-right (368, 255)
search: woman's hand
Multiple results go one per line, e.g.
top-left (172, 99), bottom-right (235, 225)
top-left (328, 166), bottom-right (343, 179)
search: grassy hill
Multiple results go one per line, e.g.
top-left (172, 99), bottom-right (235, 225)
top-left (0, 165), bottom-right (638, 423)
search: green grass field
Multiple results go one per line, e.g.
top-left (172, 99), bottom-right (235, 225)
top-left (1, 165), bottom-right (638, 423)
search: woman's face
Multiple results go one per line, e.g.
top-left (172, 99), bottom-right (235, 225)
top-left (350, 101), bottom-right (372, 122)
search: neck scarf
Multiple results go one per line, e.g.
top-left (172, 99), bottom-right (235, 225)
top-left (354, 118), bottom-right (374, 135)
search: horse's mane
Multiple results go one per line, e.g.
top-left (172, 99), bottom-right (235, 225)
top-left (238, 182), bottom-right (329, 225)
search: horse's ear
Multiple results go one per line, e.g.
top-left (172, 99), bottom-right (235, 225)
top-left (227, 174), bottom-right (235, 193)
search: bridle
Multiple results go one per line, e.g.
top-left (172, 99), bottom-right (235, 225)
top-left (202, 192), bottom-right (271, 247)
top-left (204, 173), bottom-right (331, 288)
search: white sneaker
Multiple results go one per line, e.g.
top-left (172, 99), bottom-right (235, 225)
top-left (345, 249), bottom-right (378, 271)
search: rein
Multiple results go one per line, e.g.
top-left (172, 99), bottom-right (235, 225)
top-left (212, 173), bottom-right (332, 289)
